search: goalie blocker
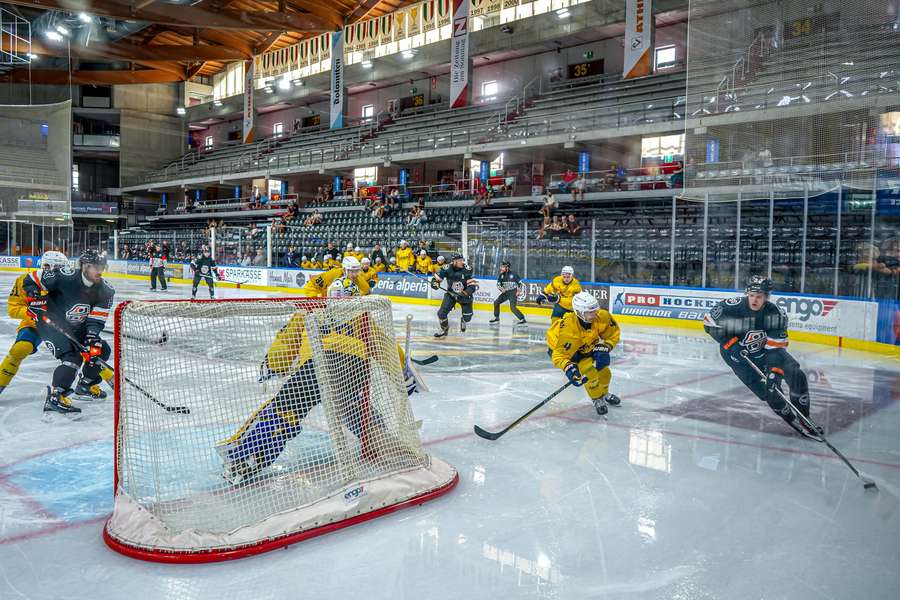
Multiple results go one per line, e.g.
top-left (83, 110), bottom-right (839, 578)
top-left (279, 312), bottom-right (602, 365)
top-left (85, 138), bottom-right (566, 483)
top-left (104, 295), bottom-right (456, 563)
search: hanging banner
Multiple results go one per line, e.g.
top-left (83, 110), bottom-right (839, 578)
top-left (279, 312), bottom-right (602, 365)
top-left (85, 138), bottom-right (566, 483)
top-left (408, 3), bottom-right (422, 36)
top-left (438, 0), bottom-right (452, 27)
top-left (298, 40), bottom-right (309, 67)
top-left (310, 35), bottom-right (321, 63)
top-left (486, 0), bottom-right (501, 15)
top-left (243, 59), bottom-right (254, 144)
top-left (624, 0), bottom-right (654, 78)
top-left (501, 0), bottom-right (518, 10)
top-left (471, 0), bottom-right (486, 17)
top-left (380, 14), bottom-right (393, 44)
top-left (354, 20), bottom-right (368, 51)
top-left (330, 30), bottom-right (346, 129)
top-left (423, 0), bottom-right (437, 32)
top-left (344, 25), bottom-right (356, 53)
top-left (394, 10), bottom-right (407, 39)
top-left (321, 32), bottom-right (331, 61)
top-left (449, 0), bottom-right (471, 108)
top-left (366, 19), bottom-right (378, 49)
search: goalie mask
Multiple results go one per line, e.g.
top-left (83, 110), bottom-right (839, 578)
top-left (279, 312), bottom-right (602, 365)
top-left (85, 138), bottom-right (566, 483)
top-left (328, 277), bottom-right (360, 297)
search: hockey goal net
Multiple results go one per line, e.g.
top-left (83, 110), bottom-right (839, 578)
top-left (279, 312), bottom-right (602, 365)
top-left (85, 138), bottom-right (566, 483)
top-left (104, 296), bottom-right (457, 563)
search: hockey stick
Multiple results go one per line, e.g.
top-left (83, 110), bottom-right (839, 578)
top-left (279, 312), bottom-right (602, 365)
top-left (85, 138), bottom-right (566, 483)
top-left (741, 351), bottom-right (876, 491)
top-left (411, 355), bottom-right (439, 366)
top-left (474, 381), bottom-right (573, 440)
top-left (39, 315), bottom-right (191, 415)
top-left (403, 269), bottom-right (466, 301)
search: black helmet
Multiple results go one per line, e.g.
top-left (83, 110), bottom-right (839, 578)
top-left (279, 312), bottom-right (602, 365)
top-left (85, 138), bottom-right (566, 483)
top-left (500, 260), bottom-right (511, 268)
top-left (450, 253), bottom-right (464, 262)
top-left (79, 249), bottom-right (107, 270)
top-left (745, 275), bottom-right (774, 295)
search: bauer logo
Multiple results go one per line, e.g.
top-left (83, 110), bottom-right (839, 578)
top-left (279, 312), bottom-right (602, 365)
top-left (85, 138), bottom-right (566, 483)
top-left (775, 296), bottom-right (838, 322)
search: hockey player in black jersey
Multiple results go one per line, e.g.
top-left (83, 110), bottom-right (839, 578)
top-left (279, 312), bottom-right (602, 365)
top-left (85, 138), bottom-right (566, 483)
top-left (704, 275), bottom-right (819, 437)
top-left (430, 254), bottom-right (477, 337)
top-left (190, 246), bottom-right (220, 299)
top-left (490, 261), bottom-right (527, 327)
top-left (23, 249), bottom-right (114, 417)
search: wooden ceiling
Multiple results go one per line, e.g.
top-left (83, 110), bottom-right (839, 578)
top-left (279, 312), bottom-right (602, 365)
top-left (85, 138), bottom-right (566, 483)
top-left (0, 0), bottom-right (414, 84)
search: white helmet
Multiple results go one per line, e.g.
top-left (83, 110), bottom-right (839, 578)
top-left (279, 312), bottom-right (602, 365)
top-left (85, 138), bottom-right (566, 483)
top-left (572, 292), bottom-right (599, 323)
top-left (561, 266), bottom-right (574, 276)
top-left (302, 255), bottom-right (308, 261)
top-left (41, 250), bottom-right (68, 270)
top-left (437, 255), bottom-right (445, 262)
top-left (361, 257), bottom-right (371, 265)
top-left (346, 243), bottom-right (354, 250)
top-left (400, 240), bottom-right (408, 247)
top-left (328, 277), bottom-right (360, 297)
top-left (342, 255), bottom-right (361, 275)
top-left (354, 246), bottom-right (361, 252)
top-left (324, 253), bottom-right (332, 260)
top-left (419, 250), bottom-right (427, 256)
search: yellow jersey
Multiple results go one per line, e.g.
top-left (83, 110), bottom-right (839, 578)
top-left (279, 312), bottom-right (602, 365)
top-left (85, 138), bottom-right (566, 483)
top-left (373, 262), bottom-right (386, 273)
top-left (360, 266), bottom-right (379, 287)
top-left (395, 247), bottom-right (415, 271)
top-left (300, 260), bottom-right (313, 269)
top-left (8, 271), bottom-right (43, 331)
top-left (544, 276), bottom-right (582, 310)
top-left (546, 310), bottom-right (620, 371)
top-left (387, 265), bottom-right (399, 273)
top-left (430, 262), bottom-right (444, 274)
top-left (323, 258), bottom-right (341, 270)
top-left (300, 267), bottom-right (371, 298)
top-left (415, 255), bottom-right (433, 274)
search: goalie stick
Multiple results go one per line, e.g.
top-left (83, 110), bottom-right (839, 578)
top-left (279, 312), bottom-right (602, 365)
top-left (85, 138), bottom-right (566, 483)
top-left (39, 315), bottom-right (191, 415)
top-left (741, 351), bottom-right (877, 491)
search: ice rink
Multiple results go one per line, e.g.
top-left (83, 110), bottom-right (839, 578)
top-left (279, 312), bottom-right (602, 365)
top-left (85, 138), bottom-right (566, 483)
top-left (0, 272), bottom-right (898, 600)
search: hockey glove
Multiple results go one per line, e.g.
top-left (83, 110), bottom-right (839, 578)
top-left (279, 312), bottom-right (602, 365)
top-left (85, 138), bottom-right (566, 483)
top-left (83, 331), bottom-right (105, 362)
top-left (536, 293), bottom-right (548, 305)
top-left (721, 336), bottom-right (742, 364)
top-left (565, 363), bottom-right (585, 387)
top-left (592, 343), bottom-right (612, 371)
top-left (429, 278), bottom-right (441, 290)
top-left (26, 297), bottom-right (47, 321)
top-left (546, 293), bottom-right (560, 304)
top-left (765, 366), bottom-right (785, 396)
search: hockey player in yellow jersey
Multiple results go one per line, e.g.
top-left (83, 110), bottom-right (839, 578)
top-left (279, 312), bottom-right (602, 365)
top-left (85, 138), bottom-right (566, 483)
top-left (0, 251), bottom-right (69, 395)
top-left (300, 256), bottom-right (371, 297)
top-left (539, 265), bottom-right (582, 321)
top-left (300, 256), bottom-right (313, 269)
top-left (395, 240), bottom-right (414, 272)
top-left (415, 250), bottom-right (433, 274)
top-left (430, 255), bottom-right (446, 274)
top-left (546, 291), bottom-right (621, 415)
top-left (216, 276), bottom-right (426, 484)
top-left (359, 257), bottom-right (379, 287)
top-left (322, 254), bottom-right (340, 270)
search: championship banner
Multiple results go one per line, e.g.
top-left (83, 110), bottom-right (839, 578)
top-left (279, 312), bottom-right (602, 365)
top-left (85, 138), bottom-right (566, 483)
top-left (298, 40), bottom-right (309, 67)
top-left (242, 59), bottom-right (255, 144)
top-left (329, 30), bottom-right (346, 129)
top-left (501, 0), bottom-right (518, 10)
top-left (366, 19), bottom-right (378, 49)
top-left (394, 10), bottom-right (407, 39)
top-left (344, 25), bottom-right (355, 52)
top-left (449, 0), bottom-right (471, 108)
top-left (471, 0), bottom-right (486, 17)
top-left (354, 20), bottom-right (368, 51)
top-left (310, 35), bottom-right (320, 63)
top-left (408, 3), bottom-right (422, 36)
top-left (422, 0), bottom-right (437, 32)
top-left (624, 0), bottom-right (654, 78)
top-left (486, 0), bottom-right (501, 15)
top-left (438, 0), bottom-right (452, 27)
top-left (321, 32), bottom-right (331, 61)
top-left (380, 14), bottom-right (393, 44)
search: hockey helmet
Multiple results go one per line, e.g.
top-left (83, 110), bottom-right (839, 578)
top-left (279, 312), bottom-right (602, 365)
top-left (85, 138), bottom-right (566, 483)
top-left (745, 275), bottom-right (774, 295)
top-left (500, 260), bottom-right (511, 268)
top-left (342, 255), bottom-right (361, 276)
top-left (41, 250), bottom-right (68, 271)
top-left (436, 255), bottom-right (445, 263)
top-left (561, 266), bottom-right (575, 276)
top-left (361, 257), bottom-right (371, 266)
top-left (79, 249), bottom-right (107, 271)
top-left (572, 291), bottom-right (600, 323)
top-left (328, 277), bottom-right (360, 297)
top-left (450, 253), bottom-right (464, 263)
top-left (419, 249), bottom-right (427, 256)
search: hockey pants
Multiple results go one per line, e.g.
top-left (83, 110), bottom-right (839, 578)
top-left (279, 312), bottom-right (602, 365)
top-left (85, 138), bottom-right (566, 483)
top-left (192, 273), bottom-right (216, 297)
top-left (437, 293), bottom-right (473, 329)
top-left (722, 348), bottom-right (809, 422)
top-left (494, 290), bottom-right (525, 320)
top-left (150, 267), bottom-right (167, 290)
top-left (36, 321), bottom-right (111, 393)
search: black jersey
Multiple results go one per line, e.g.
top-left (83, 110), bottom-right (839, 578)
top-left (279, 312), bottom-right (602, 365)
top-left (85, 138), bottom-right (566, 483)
top-left (24, 268), bottom-right (115, 336)
top-left (497, 271), bottom-right (521, 293)
top-left (703, 296), bottom-right (788, 356)
top-left (437, 264), bottom-right (477, 296)
top-left (191, 255), bottom-right (218, 277)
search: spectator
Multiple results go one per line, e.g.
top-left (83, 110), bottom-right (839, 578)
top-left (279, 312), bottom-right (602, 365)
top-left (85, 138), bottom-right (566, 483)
top-left (560, 168), bottom-right (578, 195)
top-left (418, 239), bottom-right (429, 255)
top-left (669, 161), bottom-right (684, 189)
top-left (315, 186), bottom-right (325, 203)
top-left (565, 214), bottom-right (583, 236)
top-left (323, 241), bottom-right (337, 259)
top-left (304, 209), bottom-right (323, 227)
top-left (539, 190), bottom-right (557, 219)
top-left (371, 198), bottom-right (385, 219)
top-left (411, 206), bottom-right (427, 228)
top-left (253, 249), bottom-right (266, 266)
top-left (241, 252), bottom-right (253, 267)
top-left (121, 243), bottom-right (132, 260)
top-left (538, 215), bottom-right (552, 240)
top-left (395, 240), bottom-right (414, 272)
top-left (571, 173), bottom-right (586, 202)
top-left (284, 245), bottom-right (299, 267)
top-left (370, 243), bottom-right (386, 266)
top-left (549, 215), bottom-right (566, 236)
top-left (247, 224), bottom-right (260, 240)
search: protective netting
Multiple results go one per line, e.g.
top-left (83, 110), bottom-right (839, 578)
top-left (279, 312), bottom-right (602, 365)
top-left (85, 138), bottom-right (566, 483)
top-left (105, 296), bottom-right (457, 561)
top-left (683, 0), bottom-right (899, 199)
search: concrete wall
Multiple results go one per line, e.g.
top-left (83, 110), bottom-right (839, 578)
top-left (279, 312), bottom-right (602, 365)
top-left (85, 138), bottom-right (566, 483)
top-left (119, 110), bottom-right (184, 187)
top-left (113, 83), bottom-right (181, 115)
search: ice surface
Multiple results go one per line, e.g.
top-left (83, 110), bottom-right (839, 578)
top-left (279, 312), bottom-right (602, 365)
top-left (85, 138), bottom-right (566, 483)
top-left (0, 273), bottom-right (898, 599)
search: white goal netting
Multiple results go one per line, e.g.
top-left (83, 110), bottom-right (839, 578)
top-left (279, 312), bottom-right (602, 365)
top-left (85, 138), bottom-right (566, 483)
top-left (104, 296), bottom-right (457, 562)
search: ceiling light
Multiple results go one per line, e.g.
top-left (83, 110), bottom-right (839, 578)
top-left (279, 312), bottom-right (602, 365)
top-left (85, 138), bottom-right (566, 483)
top-left (278, 77), bottom-right (291, 90)
top-left (56, 25), bottom-right (70, 36)
top-left (213, 99), bottom-right (222, 107)
top-left (402, 50), bottom-right (414, 59)
top-left (45, 30), bottom-right (63, 42)
top-left (78, 12), bottom-right (92, 23)
top-left (361, 60), bottom-right (373, 68)
top-left (556, 8), bottom-right (570, 18)
top-left (264, 86), bottom-right (274, 93)
top-left (27, 53), bottom-right (38, 60)
top-left (176, 107), bottom-right (186, 115)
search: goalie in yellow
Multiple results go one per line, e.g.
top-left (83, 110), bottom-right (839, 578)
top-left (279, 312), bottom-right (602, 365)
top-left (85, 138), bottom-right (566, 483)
top-left (546, 291), bottom-right (622, 416)
top-left (0, 251), bottom-right (69, 395)
top-left (300, 256), bottom-right (371, 297)
top-left (216, 276), bottom-right (427, 484)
